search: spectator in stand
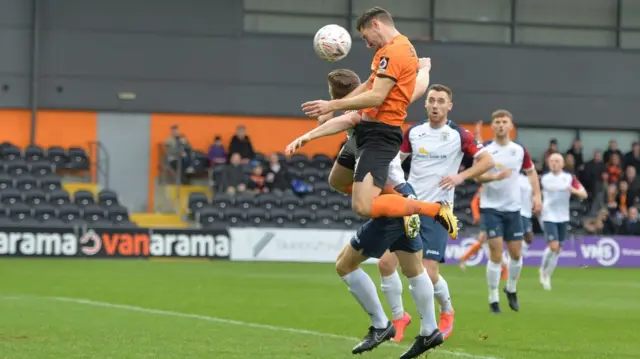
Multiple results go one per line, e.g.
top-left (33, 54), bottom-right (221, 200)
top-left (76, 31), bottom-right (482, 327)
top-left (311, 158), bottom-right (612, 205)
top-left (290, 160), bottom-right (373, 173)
top-left (618, 180), bottom-right (630, 217)
top-left (228, 125), bottom-right (255, 164)
top-left (165, 125), bottom-right (181, 166)
top-left (265, 153), bottom-right (290, 193)
top-left (619, 206), bottom-right (640, 235)
top-left (606, 183), bottom-right (619, 216)
top-left (220, 153), bottom-right (246, 195)
top-left (583, 208), bottom-right (616, 235)
top-left (207, 136), bottom-right (227, 166)
top-left (624, 141), bottom-right (640, 173)
top-left (625, 166), bottom-right (640, 204)
top-left (607, 153), bottom-right (623, 184)
top-left (566, 139), bottom-right (584, 171)
top-left (581, 150), bottom-right (605, 198)
top-left (542, 139), bottom-right (558, 172)
top-left (564, 153), bottom-right (576, 175)
top-left (604, 139), bottom-right (623, 164)
top-left (247, 165), bottom-right (267, 194)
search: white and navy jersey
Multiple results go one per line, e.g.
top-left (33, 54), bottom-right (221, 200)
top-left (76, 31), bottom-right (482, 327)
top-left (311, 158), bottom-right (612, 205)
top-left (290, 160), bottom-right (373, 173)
top-left (518, 173), bottom-right (533, 218)
top-left (541, 171), bottom-right (583, 223)
top-left (480, 141), bottom-right (534, 212)
top-left (386, 153), bottom-right (406, 188)
top-left (400, 120), bottom-right (485, 203)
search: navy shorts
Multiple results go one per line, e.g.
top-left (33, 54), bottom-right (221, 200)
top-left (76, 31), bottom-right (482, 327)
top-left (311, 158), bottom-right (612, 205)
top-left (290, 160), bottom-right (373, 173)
top-left (521, 216), bottom-right (533, 234)
top-left (350, 183), bottom-right (422, 259)
top-left (480, 208), bottom-right (524, 241)
top-left (420, 215), bottom-right (449, 263)
top-left (543, 221), bottom-right (568, 243)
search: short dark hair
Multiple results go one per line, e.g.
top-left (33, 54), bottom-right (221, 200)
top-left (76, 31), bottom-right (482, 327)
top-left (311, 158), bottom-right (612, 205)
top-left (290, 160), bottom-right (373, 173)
top-left (427, 84), bottom-right (453, 101)
top-left (491, 109), bottom-right (513, 120)
top-left (356, 7), bottom-right (394, 31)
top-left (328, 69), bottom-right (361, 99)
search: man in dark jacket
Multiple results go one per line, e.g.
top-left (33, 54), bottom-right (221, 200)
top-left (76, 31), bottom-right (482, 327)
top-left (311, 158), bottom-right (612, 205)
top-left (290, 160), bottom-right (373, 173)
top-left (228, 125), bottom-right (255, 164)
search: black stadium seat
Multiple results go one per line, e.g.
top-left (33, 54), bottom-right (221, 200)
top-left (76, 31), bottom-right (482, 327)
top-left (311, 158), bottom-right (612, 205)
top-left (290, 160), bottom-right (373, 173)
top-left (188, 192), bottom-right (209, 215)
top-left (247, 208), bottom-right (268, 227)
top-left (281, 194), bottom-right (301, 211)
top-left (302, 194), bottom-right (325, 211)
top-left (82, 204), bottom-right (106, 222)
top-left (311, 154), bottom-right (333, 170)
top-left (1, 146), bottom-right (21, 161)
top-left (58, 204), bottom-right (81, 223)
top-left (33, 204), bottom-right (56, 222)
top-left (107, 205), bottom-right (130, 224)
top-left (30, 161), bottom-right (54, 177)
top-left (7, 160), bottom-right (28, 177)
top-left (46, 146), bottom-right (67, 168)
top-left (8, 203), bottom-right (31, 221)
top-left (98, 189), bottom-right (120, 207)
top-left (256, 192), bottom-right (279, 209)
top-left (292, 208), bottom-right (313, 227)
top-left (212, 193), bottom-right (234, 209)
top-left (67, 147), bottom-right (90, 170)
top-left (288, 153), bottom-right (310, 170)
top-left (0, 188), bottom-right (22, 205)
top-left (235, 193), bottom-right (255, 210)
top-left (312, 181), bottom-right (332, 197)
top-left (15, 175), bottom-right (37, 191)
top-left (24, 145), bottom-right (45, 162)
top-left (24, 189), bottom-right (47, 205)
top-left (302, 167), bottom-right (323, 183)
top-left (74, 190), bottom-right (95, 207)
top-left (48, 190), bottom-right (71, 206)
top-left (224, 207), bottom-right (247, 227)
top-left (0, 174), bottom-right (13, 190)
top-left (39, 175), bottom-right (62, 191)
top-left (269, 208), bottom-right (290, 227)
top-left (197, 207), bottom-right (223, 227)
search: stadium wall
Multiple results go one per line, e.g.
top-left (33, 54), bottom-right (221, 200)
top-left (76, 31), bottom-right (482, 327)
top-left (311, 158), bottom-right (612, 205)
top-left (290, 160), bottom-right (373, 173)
top-left (1, 0), bottom-right (640, 129)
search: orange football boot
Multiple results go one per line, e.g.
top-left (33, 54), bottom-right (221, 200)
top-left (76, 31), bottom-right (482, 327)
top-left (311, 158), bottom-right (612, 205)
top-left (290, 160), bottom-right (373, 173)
top-left (439, 309), bottom-right (455, 339)
top-left (391, 312), bottom-right (412, 342)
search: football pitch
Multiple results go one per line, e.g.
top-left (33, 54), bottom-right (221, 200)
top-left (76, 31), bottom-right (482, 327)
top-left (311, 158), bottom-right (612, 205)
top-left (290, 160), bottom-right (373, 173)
top-left (1, 259), bottom-right (638, 359)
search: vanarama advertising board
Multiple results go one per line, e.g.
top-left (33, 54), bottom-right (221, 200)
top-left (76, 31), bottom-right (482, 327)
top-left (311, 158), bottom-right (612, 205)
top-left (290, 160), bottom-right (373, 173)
top-left (0, 226), bottom-right (230, 259)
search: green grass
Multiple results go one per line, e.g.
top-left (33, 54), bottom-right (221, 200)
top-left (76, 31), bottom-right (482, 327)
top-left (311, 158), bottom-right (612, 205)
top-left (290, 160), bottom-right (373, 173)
top-left (0, 259), bottom-right (638, 359)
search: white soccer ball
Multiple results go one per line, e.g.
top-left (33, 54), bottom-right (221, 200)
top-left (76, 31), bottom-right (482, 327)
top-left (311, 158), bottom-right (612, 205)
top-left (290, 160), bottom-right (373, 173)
top-left (313, 24), bottom-right (352, 62)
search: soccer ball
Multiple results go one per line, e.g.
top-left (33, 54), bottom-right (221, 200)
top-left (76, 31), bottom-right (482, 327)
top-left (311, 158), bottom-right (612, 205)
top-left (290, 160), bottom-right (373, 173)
top-left (313, 24), bottom-right (352, 62)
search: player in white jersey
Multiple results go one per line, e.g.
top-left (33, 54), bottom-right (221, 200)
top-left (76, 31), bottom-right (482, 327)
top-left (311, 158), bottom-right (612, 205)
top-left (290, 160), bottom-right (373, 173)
top-left (474, 109), bottom-right (542, 314)
top-left (539, 153), bottom-right (587, 290)
top-left (376, 84), bottom-right (495, 341)
top-left (519, 172), bottom-right (535, 256)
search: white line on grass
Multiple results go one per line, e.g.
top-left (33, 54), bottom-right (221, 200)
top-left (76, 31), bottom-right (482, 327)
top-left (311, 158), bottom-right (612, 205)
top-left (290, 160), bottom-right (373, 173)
top-left (2, 295), bottom-right (502, 359)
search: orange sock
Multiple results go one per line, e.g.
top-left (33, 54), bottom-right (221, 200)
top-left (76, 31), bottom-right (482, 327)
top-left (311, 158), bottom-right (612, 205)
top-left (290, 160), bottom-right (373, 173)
top-left (370, 195), bottom-right (441, 218)
top-left (341, 184), bottom-right (402, 196)
top-left (460, 240), bottom-right (483, 261)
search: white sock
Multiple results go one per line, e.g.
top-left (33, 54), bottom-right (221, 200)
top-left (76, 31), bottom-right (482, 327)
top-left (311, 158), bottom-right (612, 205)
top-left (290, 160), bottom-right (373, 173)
top-left (408, 270), bottom-right (438, 335)
top-left (380, 271), bottom-right (405, 320)
top-left (342, 268), bottom-right (389, 329)
top-left (521, 241), bottom-right (529, 257)
top-left (544, 251), bottom-right (560, 278)
top-left (433, 274), bottom-right (453, 314)
top-left (486, 260), bottom-right (502, 303)
top-left (541, 247), bottom-right (552, 273)
top-left (505, 257), bottom-right (523, 293)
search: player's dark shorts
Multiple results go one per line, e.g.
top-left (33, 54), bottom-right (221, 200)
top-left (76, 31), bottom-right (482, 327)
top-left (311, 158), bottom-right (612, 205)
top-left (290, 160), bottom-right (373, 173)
top-left (336, 135), bottom-right (357, 170)
top-left (353, 121), bottom-right (403, 189)
top-left (480, 208), bottom-right (525, 241)
top-left (420, 215), bottom-right (449, 263)
top-left (350, 183), bottom-right (422, 259)
top-left (521, 215), bottom-right (533, 234)
top-left (543, 221), bottom-right (568, 243)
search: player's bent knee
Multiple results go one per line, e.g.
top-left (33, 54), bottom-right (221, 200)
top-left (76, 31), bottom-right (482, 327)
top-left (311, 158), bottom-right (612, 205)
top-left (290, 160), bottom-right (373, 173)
top-left (335, 245), bottom-right (367, 277)
top-left (378, 252), bottom-right (398, 276)
top-left (423, 260), bottom-right (440, 283)
top-left (395, 251), bottom-right (423, 278)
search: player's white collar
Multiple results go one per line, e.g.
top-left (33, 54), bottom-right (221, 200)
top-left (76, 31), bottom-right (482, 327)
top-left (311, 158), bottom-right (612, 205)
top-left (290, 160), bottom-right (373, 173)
top-left (427, 119), bottom-right (450, 130)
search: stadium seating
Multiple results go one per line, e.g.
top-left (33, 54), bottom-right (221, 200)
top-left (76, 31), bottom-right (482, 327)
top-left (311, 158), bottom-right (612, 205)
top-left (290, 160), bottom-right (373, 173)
top-left (191, 152), bottom-right (593, 235)
top-left (0, 142), bottom-right (135, 227)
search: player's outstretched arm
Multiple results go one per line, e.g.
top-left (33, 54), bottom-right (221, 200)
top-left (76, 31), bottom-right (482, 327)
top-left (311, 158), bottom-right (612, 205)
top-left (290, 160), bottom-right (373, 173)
top-left (302, 76), bottom-right (395, 117)
top-left (474, 169), bottom-right (512, 184)
top-left (410, 58), bottom-right (432, 104)
top-left (285, 112), bottom-right (361, 155)
top-left (458, 151), bottom-right (495, 181)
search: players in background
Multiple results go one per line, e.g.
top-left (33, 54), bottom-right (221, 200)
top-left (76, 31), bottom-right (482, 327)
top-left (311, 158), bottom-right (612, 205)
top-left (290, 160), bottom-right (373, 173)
top-left (298, 7), bottom-right (458, 240)
top-left (474, 110), bottom-right (542, 314)
top-left (376, 85), bottom-right (495, 342)
top-left (539, 153), bottom-right (587, 290)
